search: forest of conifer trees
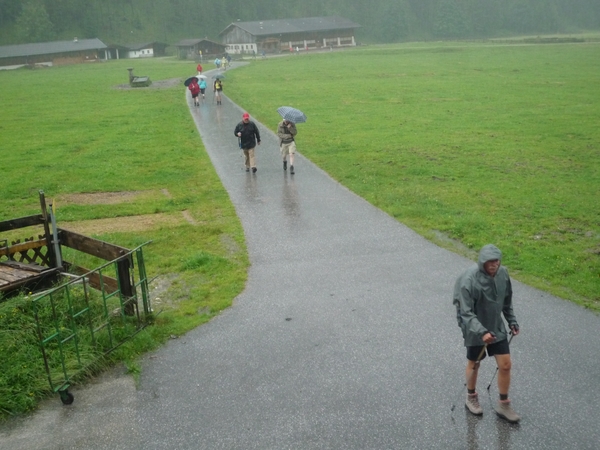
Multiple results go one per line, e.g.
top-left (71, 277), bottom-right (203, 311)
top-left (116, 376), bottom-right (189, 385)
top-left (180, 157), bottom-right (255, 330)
top-left (1, 0), bottom-right (599, 46)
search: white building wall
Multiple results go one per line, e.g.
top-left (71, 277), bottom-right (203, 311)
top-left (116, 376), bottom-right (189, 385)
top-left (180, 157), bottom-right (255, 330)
top-left (225, 43), bottom-right (257, 55)
top-left (128, 48), bottom-right (154, 58)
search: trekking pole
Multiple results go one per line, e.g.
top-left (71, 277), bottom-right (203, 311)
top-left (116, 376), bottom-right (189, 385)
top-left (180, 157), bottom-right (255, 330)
top-left (486, 332), bottom-right (515, 391)
top-left (451, 344), bottom-right (488, 412)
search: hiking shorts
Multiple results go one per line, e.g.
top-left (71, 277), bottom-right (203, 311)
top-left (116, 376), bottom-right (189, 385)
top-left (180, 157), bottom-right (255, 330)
top-left (280, 141), bottom-right (296, 157)
top-left (467, 338), bottom-right (510, 361)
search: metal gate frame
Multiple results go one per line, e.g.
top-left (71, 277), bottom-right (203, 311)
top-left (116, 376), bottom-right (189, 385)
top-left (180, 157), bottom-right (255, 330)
top-left (32, 243), bottom-right (151, 404)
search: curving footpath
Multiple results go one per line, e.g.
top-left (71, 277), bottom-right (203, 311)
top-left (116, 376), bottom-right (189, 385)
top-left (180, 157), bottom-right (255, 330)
top-left (1, 65), bottom-right (599, 450)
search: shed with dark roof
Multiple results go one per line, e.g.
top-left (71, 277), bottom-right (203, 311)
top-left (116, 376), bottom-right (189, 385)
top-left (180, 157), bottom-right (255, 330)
top-left (0, 38), bottom-right (108, 69)
top-left (174, 38), bottom-right (227, 60)
top-left (219, 16), bottom-right (361, 54)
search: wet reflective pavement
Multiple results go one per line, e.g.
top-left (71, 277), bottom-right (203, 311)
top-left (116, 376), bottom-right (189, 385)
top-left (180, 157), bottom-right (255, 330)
top-left (2, 66), bottom-right (600, 449)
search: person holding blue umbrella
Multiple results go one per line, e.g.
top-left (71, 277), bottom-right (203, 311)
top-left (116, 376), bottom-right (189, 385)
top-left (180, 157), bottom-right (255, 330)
top-left (277, 107), bottom-right (306, 175)
top-left (277, 118), bottom-right (297, 174)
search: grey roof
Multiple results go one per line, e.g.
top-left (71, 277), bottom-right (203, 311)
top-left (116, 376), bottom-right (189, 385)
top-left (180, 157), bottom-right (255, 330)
top-left (174, 39), bottom-right (203, 47)
top-left (219, 16), bottom-right (361, 37)
top-left (175, 38), bottom-right (225, 48)
top-left (0, 38), bottom-right (107, 59)
top-left (199, 38), bottom-right (225, 46)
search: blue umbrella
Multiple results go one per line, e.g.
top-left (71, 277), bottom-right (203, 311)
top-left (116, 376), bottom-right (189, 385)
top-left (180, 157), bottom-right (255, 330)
top-left (277, 106), bottom-right (307, 124)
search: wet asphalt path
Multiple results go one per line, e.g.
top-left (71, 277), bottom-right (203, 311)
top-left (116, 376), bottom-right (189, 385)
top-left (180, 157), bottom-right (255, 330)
top-left (1, 66), bottom-right (599, 449)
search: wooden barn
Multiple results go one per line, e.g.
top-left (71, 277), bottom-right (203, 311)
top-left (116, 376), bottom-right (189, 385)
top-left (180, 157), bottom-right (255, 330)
top-left (174, 38), bottom-right (227, 60)
top-left (0, 38), bottom-right (108, 69)
top-left (219, 16), bottom-right (361, 54)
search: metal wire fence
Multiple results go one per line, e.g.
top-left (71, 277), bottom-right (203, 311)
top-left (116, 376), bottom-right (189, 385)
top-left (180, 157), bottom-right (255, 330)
top-left (32, 243), bottom-right (151, 404)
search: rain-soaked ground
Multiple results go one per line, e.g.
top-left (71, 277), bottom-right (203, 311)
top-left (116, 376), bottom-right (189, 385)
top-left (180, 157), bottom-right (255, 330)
top-left (1, 64), bottom-right (599, 450)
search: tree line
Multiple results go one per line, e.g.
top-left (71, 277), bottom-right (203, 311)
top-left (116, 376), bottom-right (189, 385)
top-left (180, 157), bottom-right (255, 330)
top-left (1, 0), bottom-right (599, 46)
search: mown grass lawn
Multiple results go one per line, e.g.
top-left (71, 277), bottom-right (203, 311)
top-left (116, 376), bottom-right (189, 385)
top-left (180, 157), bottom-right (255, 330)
top-left (1, 39), bottom-right (599, 419)
top-left (226, 41), bottom-right (599, 308)
top-left (0, 57), bottom-right (247, 419)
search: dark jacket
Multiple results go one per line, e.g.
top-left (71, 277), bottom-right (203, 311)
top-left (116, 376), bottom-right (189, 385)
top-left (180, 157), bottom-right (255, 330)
top-left (453, 244), bottom-right (518, 346)
top-left (234, 121), bottom-right (261, 150)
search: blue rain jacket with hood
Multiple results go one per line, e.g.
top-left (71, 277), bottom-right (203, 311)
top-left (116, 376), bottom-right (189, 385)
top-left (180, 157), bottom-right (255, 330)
top-left (453, 244), bottom-right (518, 347)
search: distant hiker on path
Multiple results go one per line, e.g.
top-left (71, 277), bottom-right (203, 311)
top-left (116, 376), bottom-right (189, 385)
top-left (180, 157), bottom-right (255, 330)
top-left (188, 78), bottom-right (200, 106)
top-left (234, 112), bottom-right (261, 173)
top-left (199, 78), bottom-right (207, 100)
top-left (196, 63), bottom-right (203, 74)
top-left (213, 78), bottom-right (223, 105)
top-left (453, 244), bottom-right (521, 423)
top-left (277, 119), bottom-right (297, 174)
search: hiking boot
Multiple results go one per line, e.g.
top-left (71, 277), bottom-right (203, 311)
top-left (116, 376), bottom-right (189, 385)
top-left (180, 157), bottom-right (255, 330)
top-left (494, 400), bottom-right (521, 423)
top-left (290, 165), bottom-right (295, 174)
top-left (465, 393), bottom-right (483, 416)
top-left (252, 167), bottom-right (257, 173)
top-left (245, 167), bottom-right (250, 172)
top-left (283, 160), bottom-right (287, 171)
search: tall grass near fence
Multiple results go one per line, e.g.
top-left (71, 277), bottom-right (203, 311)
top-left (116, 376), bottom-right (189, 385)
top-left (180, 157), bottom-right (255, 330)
top-left (227, 42), bottom-right (600, 308)
top-left (0, 291), bottom-right (107, 417)
top-left (0, 57), bottom-right (247, 419)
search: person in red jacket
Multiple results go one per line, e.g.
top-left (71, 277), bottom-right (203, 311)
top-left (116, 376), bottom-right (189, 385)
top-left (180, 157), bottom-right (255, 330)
top-left (196, 63), bottom-right (203, 74)
top-left (188, 78), bottom-right (200, 106)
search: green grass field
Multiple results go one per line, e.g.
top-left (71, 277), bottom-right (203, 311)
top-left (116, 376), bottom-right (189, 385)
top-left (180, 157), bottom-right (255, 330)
top-left (1, 40), bottom-right (599, 418)
top-left (226, 41), bottom-right (600, 308)
top-left (0, 57), bottom-right (248, 418)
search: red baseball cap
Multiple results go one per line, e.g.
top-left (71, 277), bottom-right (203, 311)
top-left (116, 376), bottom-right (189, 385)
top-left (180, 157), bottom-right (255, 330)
top-left (242, 112), bottom-right (250, 119)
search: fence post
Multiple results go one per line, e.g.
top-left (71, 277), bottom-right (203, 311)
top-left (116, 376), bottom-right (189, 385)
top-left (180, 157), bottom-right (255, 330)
top-left (117, 257), bottom-right (135, 316)
top-left (38, 191), bottom-right (57, 268)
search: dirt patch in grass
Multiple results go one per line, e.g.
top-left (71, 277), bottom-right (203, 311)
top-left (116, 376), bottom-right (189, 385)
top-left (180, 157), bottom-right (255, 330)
top-left (181, 210), bottom-right (198, 226)
top-left (51, 189), bottom-right (199, 236)
top-left (58, 190), bottom-right (170, 205)
top-left (148, 273), bottom-right (179, 311)
top-left (220, 234), bottom-right (241, 256)
top-left (114, 77), bottom-right (181, 90)
top-left (60, 213), bottom-right (190, 235)
top-left (432, 230), bottom-right (477, 259)
top-left (59, 211), bottom-right (198, 235)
